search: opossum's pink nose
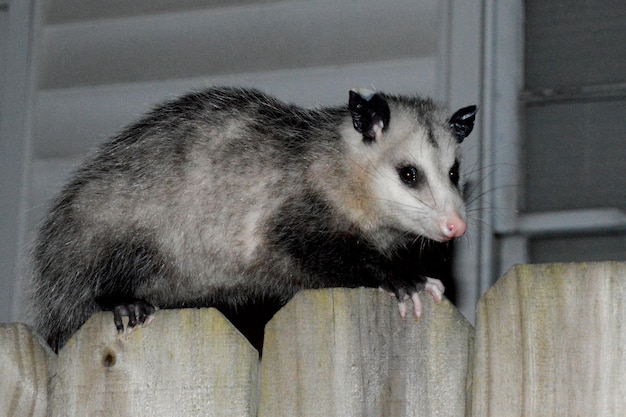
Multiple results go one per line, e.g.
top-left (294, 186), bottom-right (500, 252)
top-left (440, 213), bottom-right (466, 240)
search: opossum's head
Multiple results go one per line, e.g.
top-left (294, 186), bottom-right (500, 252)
top-left (346, 88), bottom-right (477, 243)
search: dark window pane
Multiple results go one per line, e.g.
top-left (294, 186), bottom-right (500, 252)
top-left (530, 233), bottom-right (626, 263)
top-left (524, 99), bottom-right (626, 212)
top-left (525, 1), bottom-right (626, 90)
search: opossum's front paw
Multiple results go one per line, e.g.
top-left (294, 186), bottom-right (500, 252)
top-left (384, 277), bottom-right (445, 319)
top-left (112, 300), bottom-right (157, 335)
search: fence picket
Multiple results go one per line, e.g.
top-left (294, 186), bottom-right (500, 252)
top-left (258, 288), bottom-right (473, 417)
top-left (49, 308), bottom-right (258, 417)
top-left (471, 262), bottom-right (626, 417)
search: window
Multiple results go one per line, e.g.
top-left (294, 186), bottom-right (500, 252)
top-left (521, 1), bottom-right (626, 263)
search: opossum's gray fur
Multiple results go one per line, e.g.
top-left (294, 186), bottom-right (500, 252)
top-left (30, 86), bottom-right (476, 351)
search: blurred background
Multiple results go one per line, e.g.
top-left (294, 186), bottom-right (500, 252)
top-left (1, 0), bottom-right (624, 324)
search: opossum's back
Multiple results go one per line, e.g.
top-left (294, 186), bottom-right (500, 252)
top-left (52, 89), bottom-right (328, 279)
top-left (70, 88), bottom-right (320, 208)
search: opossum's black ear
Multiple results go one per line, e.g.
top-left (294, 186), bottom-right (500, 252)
top-left (449, 105), bottom-right (478, 143)
top-left (348, 89), bottom-right (390, 144)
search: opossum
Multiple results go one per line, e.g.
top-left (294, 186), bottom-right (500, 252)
top-left (30, 87), bottom-right (477, 352)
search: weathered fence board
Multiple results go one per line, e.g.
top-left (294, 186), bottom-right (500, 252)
top-left (472, 261), bottom-right (626, 417)
top-left (0, 323), bottom-right (50, 417)
top-left (49, 308), bottom-right (258, 417)
top-left (258, 288), bottom-right (474, 417)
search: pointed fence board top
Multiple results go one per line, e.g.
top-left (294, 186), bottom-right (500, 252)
top-left (472, 261), bottom-right (626, 417)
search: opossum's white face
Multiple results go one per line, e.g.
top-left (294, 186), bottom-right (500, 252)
top-left (368, 120), bottom-right (466, 242)
top-left (345, 91), bottom-right (477, 244)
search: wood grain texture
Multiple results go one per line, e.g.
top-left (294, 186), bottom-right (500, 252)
top-left (0, 322), bottom-right (51, 417)
top-left (472, 261), bottom-right (626, 417)
top-left (49, 308), bottom-right (258, 417)
top-left (258, 288), bottom-right (473, 417)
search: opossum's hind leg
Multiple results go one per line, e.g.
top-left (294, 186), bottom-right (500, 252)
top-left (96, 297), bottom-right (157, 335)
top-left (93, 236), bottom-right (165, 335)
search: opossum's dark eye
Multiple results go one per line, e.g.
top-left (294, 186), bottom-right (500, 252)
top-left (449, 161), bottom-right (460, 187)
top-left (398, 166), bottom-right (423, 187)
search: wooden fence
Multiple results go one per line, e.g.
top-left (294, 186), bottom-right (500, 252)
top-left (1, 261), bottom-right (625, 416)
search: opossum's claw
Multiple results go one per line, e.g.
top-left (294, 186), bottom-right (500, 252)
top-left (424, 277), bottom-right (445, 304)
top-left (410, 292), bottom-right (423, 318)
top-left (388, 287), bottom-right (409, 318)
top-left (112, 300), bottom-right (157, 334)
top-left (396, 291), bottom-right (423, 319)
top-left (397, 301), bottom-right (408, 318)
